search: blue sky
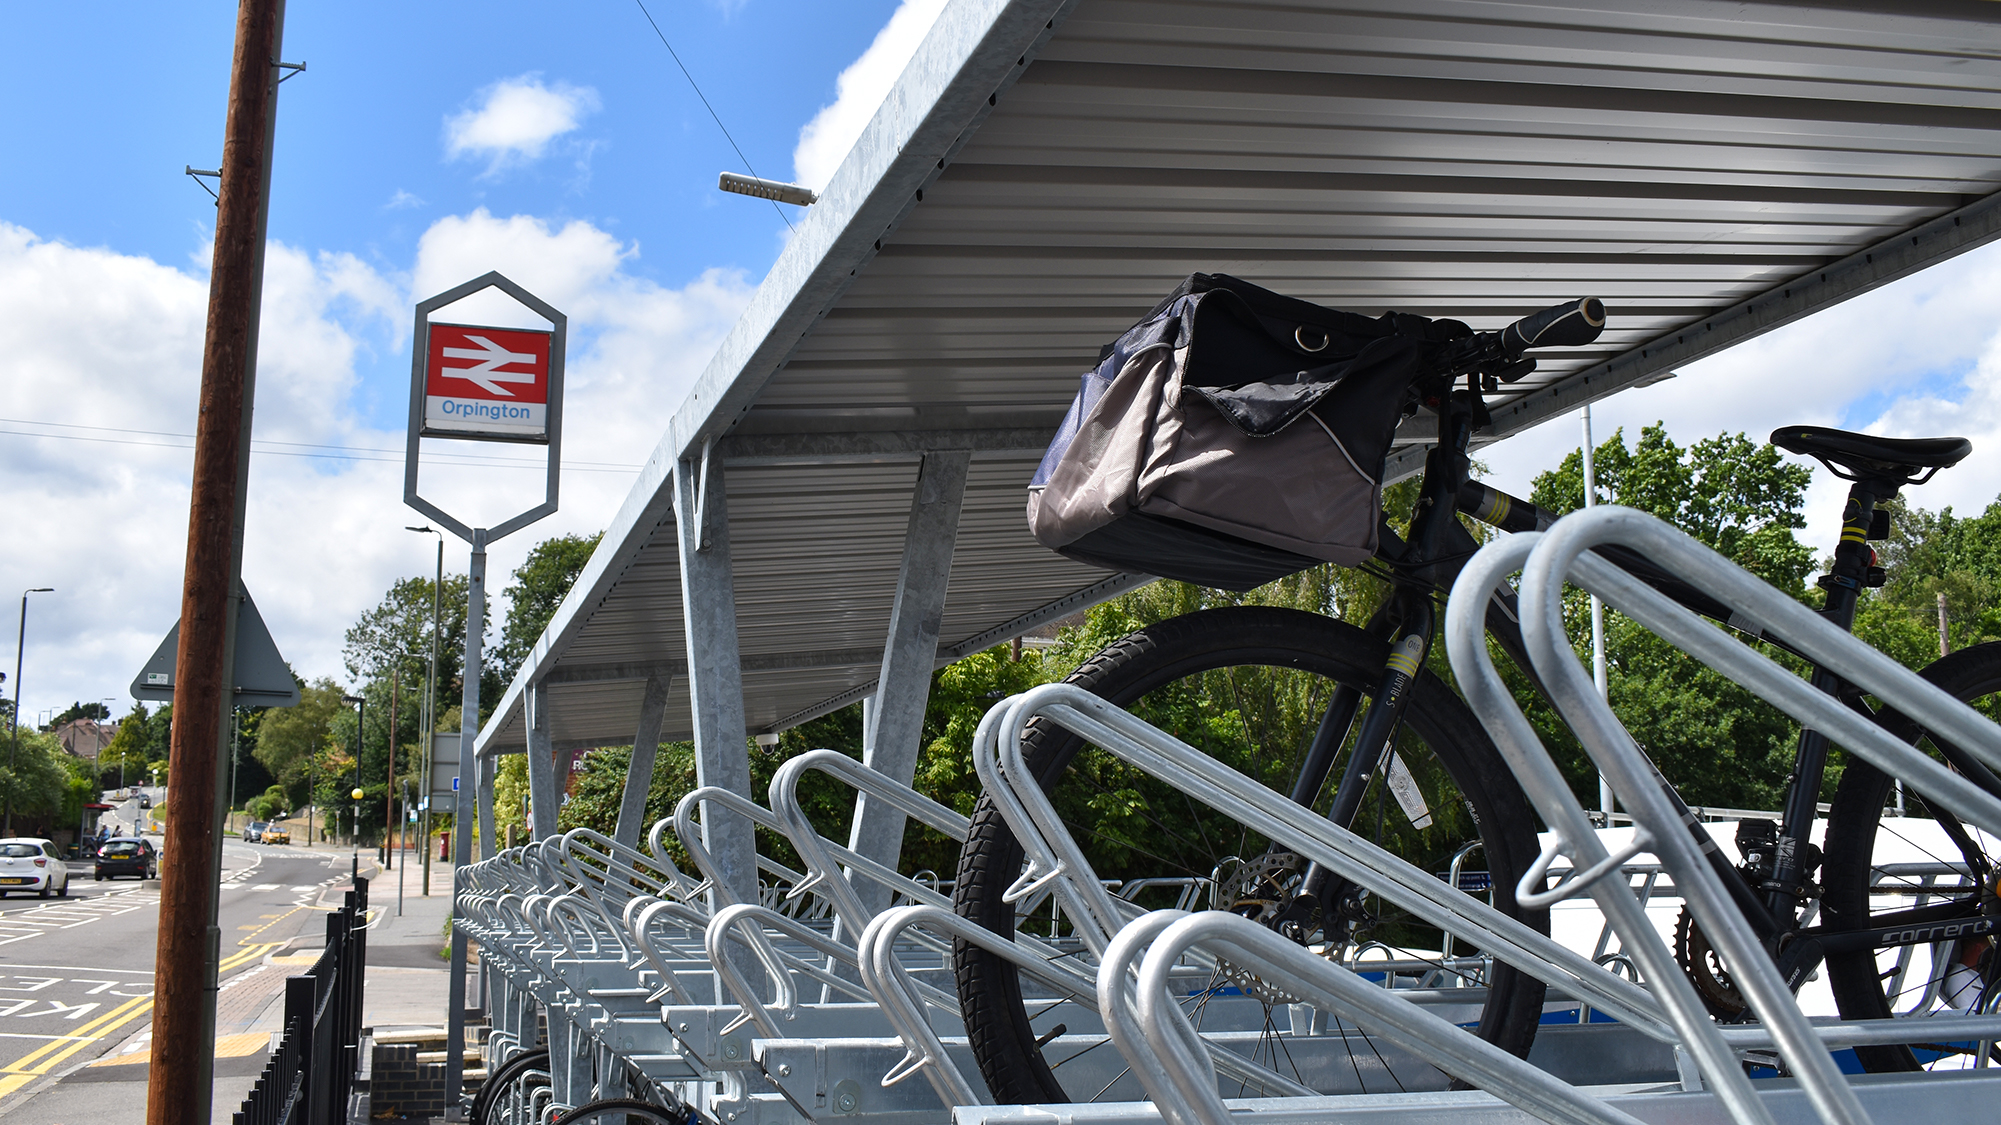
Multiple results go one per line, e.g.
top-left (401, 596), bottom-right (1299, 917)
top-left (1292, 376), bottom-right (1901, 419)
top-left (0, 0), bottom-right (937, 716)
top-left (3, 0), bottom-right (1999, 720)
top-left (3, 0), bottom-right (906, 432)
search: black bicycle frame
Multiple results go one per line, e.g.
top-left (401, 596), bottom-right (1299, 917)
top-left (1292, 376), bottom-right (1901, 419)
top-left (1278, 389), bottom-right (1995, 974)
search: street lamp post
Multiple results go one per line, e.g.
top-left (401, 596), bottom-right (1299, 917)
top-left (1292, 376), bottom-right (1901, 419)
top-left (406, 525), bottom-right (442, 897)
top-left (350, 785), bottom-right (364, 881)
top-left (341, 693), bottom-right (365, 861)
top-left (398, 778), bottom-right (412, 917)
top-left (7, 588), bottom-right (54, 837)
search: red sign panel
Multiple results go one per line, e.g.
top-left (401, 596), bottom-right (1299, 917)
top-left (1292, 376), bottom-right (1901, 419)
top-left (421, 323), bottom-right (553, 441)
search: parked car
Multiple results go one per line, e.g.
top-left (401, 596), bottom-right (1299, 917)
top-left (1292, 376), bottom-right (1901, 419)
top-left (242, 821), bottom-right (267, 843)
top-left (0, 839), bottom-right (68, 898)
top-left (260, 823), bottom-right (290, 845)
top-left (95, 837), bottom-right (157, 881)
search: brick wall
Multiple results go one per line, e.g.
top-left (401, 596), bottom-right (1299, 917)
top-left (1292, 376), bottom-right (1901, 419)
top-left (369, 1042), bottom-right (450, 1119)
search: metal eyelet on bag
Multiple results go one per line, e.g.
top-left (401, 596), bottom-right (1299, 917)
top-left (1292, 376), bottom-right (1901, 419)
top-left (1295, 325), bottom-right (1330, 353)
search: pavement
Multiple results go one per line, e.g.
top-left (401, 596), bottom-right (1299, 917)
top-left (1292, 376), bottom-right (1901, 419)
top-left (0, 835), bottom-right (458, 1125)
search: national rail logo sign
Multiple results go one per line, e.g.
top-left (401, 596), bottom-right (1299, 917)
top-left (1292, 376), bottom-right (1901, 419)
top-left (421, 322), bottom-right (554, 442)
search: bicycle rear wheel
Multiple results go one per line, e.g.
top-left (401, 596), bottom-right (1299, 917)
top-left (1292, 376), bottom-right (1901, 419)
top-left (952, 606), bottom-right (1547, 1105)
top-left (1822, 640), bottom-right (2001, 1072)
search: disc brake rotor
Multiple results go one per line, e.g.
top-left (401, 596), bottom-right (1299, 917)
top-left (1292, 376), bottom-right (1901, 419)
top-left (1213, 851), bottom-right (1305, 924)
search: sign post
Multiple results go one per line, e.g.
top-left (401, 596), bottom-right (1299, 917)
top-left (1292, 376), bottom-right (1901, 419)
top-left (404, 271), bottom-right (564, 1117)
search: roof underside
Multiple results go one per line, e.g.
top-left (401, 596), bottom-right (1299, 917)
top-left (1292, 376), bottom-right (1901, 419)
top-left (479, 0), bottom-right (2001, 756)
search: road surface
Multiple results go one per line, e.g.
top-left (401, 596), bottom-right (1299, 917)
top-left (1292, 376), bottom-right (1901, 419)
top-left (0, 801), bottom-right (384, 1119)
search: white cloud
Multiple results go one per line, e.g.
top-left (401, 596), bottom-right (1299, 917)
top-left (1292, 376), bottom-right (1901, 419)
top-left (408, 209), bottom-right (754, 532)
top-left (0, 213), bottom-right (751, 719)
top-left (1476, 240), bottom-right (2001, 537)
top-left (791, 0), bottom-right (949, 191)
top-left (385, 189), bottom-right (425, 210)
top-left (445, 75), bottom-right (601, 174)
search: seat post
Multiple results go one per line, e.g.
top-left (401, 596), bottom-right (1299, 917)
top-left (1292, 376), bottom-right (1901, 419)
top-left (1815, 479), bottom-right (1894, 632)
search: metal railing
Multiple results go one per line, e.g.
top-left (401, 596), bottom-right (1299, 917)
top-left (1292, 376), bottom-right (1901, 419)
top-left (233, 877), bottom-right (369, 1125)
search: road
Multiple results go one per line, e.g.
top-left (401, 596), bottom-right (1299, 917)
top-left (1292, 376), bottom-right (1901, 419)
top-left (0, 791), bottom-right (378, 1117)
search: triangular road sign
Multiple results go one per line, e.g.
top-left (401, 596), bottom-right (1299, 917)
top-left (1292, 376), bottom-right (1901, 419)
top-left (131, 589), bottom-right (301, 707)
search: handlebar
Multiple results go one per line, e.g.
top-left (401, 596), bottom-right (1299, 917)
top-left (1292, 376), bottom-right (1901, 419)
top-left (1427, 296), bottom-right (1605, 386)
top-left (1501, 297), bottom-right (1605, 355)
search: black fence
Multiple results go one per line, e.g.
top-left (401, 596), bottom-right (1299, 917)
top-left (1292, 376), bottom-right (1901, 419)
top-left (233, 877), bottom-right (369, 1125)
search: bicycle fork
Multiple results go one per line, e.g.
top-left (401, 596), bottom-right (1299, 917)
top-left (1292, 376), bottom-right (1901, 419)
top-left (1275, 595), bottom-right (1436, 939)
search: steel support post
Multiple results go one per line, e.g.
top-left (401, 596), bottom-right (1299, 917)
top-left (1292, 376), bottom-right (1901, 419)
top-left (848, 450), bottom-right (969, 906)
top-left (525, 681), bottom-right (560, 839)
top-left (671, 454), bottom-right (756, 905)
top-left (446, 526), bottom-right (486, 1116)
top-left (614, 670), bottom-right (672, 849)
top-left (476, 743), bottom-right (497, 861)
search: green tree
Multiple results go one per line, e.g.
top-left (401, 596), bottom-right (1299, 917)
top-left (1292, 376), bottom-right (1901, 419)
top-left (1858, 495), bottom-right (2001, 658)
top-left (100, 703), bottom-right (153, 789)
top-left (252, 679), bottom-right (349, 812)
top-left (0, 728), bottom-right (80, 831)
top-left (494, 533), bottom-right (603, 683)
top-left (1526, 424), bottom-right (1818, 810)
top-left (50, 701), bottom-right (111, 726)
top-left (246, 784), bottom-right (291, 822)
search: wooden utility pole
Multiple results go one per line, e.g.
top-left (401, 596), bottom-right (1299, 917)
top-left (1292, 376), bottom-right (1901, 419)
top-left (150, 2), bottom-right (287, 1123)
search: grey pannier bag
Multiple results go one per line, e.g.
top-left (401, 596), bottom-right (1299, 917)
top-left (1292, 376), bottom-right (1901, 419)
top-left (1028, 274), bottom-right (1459, 591)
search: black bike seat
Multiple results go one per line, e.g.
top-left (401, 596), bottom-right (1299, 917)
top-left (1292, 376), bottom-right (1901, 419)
top-left (1770, 425), bottom-right (1971, 482)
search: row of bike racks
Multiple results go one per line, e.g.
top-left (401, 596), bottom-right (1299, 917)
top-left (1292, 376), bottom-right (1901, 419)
top-left (456, 506), bottom-right (2001, 1125)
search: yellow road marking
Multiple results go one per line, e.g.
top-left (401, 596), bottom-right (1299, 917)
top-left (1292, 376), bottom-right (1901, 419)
top-left (221, 942), bottom-right (280, 972)
top-left (1, 993), bottom-right (153, 1081)
top-left (235, 906), bottom-right (306, 944)
top-left (86, 1030), bottom-right (267, 1067)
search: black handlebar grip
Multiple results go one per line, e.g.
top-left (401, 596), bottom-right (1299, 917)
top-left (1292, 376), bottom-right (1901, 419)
top-left (1501, 298), bottom-right (1605, 354)
top-left (1456, 481), bottom-right (1555, 534)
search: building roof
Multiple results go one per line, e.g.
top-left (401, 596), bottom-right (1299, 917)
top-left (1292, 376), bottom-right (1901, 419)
top-left (475, 0), bottom-right (2001, 757)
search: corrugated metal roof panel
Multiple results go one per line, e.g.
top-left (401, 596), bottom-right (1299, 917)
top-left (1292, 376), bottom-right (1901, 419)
top-left (478, 0), bottom-right (2001, 756)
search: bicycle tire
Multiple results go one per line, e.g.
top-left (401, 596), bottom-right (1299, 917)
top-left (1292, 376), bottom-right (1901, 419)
top-left (551, 1097), bottom-right (693, 1125)
top-left (471, 1046), bottom-right (550, 1125)
top-left (1823, 640), bottom-right (2001, 1072)
top-left (952, 606), bottom-right (1548, 1104)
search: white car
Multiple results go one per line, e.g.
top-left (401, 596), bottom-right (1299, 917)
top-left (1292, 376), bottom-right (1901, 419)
top-left (0, 838), bottom-right (68, 898)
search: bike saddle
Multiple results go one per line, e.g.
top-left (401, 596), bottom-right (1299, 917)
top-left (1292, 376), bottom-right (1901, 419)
top-left (1770, 425), bottom-right (1971, 484)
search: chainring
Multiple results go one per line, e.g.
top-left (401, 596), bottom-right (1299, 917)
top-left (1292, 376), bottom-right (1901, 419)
top-left (1673, 906), bottom-right (1748, 1019)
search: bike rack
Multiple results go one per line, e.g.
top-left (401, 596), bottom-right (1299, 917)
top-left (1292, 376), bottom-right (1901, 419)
top-left (1449, 509), bottom-right (2001, 1125)
top-left (453, 507), bottom-right (2001, 1125)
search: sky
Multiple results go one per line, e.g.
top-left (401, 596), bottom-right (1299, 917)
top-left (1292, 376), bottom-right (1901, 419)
top-left (2, 0), bottom-right (1998, 727)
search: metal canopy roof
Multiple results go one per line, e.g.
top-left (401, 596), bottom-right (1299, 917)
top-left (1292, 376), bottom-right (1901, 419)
top-left (476, 0), bottom-right (2001, 757)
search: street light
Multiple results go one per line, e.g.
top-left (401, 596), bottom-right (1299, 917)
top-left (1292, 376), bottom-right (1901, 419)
top-left (406, 525), bottom-right (442, 898)
top-left (7, 588), bottom-right (54, 836)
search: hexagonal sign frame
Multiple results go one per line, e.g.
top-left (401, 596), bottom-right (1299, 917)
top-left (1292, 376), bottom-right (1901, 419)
top-left (403, 271), bottom-right (566, 543)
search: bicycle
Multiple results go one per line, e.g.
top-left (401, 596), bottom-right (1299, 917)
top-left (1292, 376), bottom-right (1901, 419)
top-left (952, 296), bottom-right (1998, 1104)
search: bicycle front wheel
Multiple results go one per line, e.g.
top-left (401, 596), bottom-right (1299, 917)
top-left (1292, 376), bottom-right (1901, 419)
top-left (1822, 640), bottom-right (2001, 1072)
top-left (952, 606), bottom-right (1548, 1105)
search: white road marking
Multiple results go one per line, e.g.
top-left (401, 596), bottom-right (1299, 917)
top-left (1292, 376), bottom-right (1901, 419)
top-left (251, 884), bottom-right (280, 891)
top-left (0, 890), bottom-right (157, 946)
